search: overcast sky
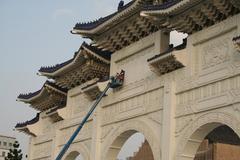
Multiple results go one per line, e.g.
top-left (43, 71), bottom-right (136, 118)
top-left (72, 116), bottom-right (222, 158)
top-left (0, 0), bottom-right (186, 159)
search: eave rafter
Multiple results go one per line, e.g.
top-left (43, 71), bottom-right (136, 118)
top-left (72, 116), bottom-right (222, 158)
top-left (91, 15), bottom-right (159, 52)
top-left (71, 0), bottom-right (153, 35)
top-left (71, 0), bottom-right (240, 52)
top-left (39, 42), bottom-right (111, 89)
top-left (17, 81), bottom-right (67, 111)
top-left (141, 0), bottom-right (240, 34)
top-left (72, 0), bottom-right (158, 52)
top-left (53, 60), bottom-right (110, 89)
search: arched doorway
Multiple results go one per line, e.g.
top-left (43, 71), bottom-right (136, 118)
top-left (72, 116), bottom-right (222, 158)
top-left (194, 125), bottom-right (240, 160)
top-left (62, 143), bottom-right (90, 160)
top-left (105, 130), bottom-right (154, 160)
top-left (180, 121), bottom-right (240, 160)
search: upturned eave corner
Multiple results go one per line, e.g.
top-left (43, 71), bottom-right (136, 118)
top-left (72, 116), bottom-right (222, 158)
top-left (15, 113), bottom-right (40, 137)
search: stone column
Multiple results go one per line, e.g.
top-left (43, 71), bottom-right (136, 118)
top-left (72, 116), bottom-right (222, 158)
top-left (154, 30), bottom-right (170, 54)
top-left (90, 106), bottom-right (102, 160)
top-left (161, 76), bottom-right (176, 160)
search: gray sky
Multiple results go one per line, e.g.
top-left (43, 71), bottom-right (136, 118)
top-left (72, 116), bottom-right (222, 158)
top-left (0, 0), bottom-right (186, 159)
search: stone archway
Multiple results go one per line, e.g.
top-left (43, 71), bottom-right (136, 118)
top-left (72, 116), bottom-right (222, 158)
top-left (62, 143), bottom-right (90, 160)
top-left (64, 151), bottom-right (81, 160)
top-left (177, 112), bottom-right (240, 160)
top-left (102, 119), bottom-right (161, 160)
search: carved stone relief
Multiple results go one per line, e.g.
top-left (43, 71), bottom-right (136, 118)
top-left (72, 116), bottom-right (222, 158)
top-left (201, 38), bottom-right (230, 69)
top-left (176, 75), bottom-right (240, 116)
top-left (58, 121), bottom-right (92, 146)
top-left (101, 87), bottom-right (163, 125)
top-left (175, 115), bottom-right (194, 136)
top-left (147, 111), bottom-right (163, 126)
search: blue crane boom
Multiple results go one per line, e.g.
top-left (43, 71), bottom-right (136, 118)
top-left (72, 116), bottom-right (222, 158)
top-left (55, 71), bottom-right (125, 160)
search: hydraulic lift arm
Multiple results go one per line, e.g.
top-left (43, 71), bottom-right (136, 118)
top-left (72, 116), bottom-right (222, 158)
top-left (55, 70), bottom-right (125, 160)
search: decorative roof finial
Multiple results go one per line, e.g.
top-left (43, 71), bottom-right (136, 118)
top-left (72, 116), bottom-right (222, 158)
top-left (153, 0), bottom-right (160, 5)
top-left (118, 0), bottom-right (124, 11)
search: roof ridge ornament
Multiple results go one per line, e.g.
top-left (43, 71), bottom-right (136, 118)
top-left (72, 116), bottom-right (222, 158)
top-left (153, 0), bottom-right (161, 5)
top-left (118, 0), bottom-right (125, 11)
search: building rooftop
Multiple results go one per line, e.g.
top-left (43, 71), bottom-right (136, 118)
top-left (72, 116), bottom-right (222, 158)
top-left (0, 135), bottom-right (16, 140)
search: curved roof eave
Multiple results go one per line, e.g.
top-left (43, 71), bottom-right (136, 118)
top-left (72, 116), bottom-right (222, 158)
top-left (71, 0), bottom-right (146, 35)
top-left (39, 42), bottom-right (111, 77)
top-left (141, 0), bottom-right (240, 17)
top-left (17, 81), bottom-right (67, 103)
top-left (17, 88), bottom-right (46, 103)
top-left (140, 0), bottom-right (198, 17)
top-left (15, 113), bottom-right (40, 130)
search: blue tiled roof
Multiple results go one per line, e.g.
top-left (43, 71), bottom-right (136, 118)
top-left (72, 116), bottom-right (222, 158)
top-left (39, 42), bottom-right (111, 74)
top-left (143, 0), bottom-right (182, 11)
top-left (15, 113), bottom-right (40, 128)
top-left (73, 0), bottom-right (135, 30)
top-left (73, 0), bottom-right (183, 31)
top-left (17, 81), bottom-right (67, 100)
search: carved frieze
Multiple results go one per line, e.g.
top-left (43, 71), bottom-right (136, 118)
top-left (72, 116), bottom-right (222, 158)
top-left (175, 116), bottom-right (193, 136)
top-left (176, 75), bottom-right (240, 117)
top-left (147, 111), bottom-right (163, 126)
top-left (58, 121), bottom-right (92, 146)
top-left (101, 87), bottom-right (163, 125)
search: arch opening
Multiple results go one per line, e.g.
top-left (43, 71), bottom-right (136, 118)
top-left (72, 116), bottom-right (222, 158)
top-left (106, 130), bottom-right (155, 160)
top-left (181, 123), bottom-right (240, 160)
top-left (64, 151), bottom-right (84, 160)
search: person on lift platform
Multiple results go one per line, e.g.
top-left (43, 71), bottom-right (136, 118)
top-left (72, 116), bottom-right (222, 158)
top-left (110, 70), bottom-right (125, 88)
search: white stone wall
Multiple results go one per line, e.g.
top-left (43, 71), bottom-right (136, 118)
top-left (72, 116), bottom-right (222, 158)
top-left (27, 13), bottom-right (240, 160)
top-left (175, 14), bottom-right (240, 160)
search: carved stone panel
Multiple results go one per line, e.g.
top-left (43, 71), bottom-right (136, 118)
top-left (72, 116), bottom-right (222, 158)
top-left (32, 140), bottom-right (52, 160)
top-left (101, 87), bottom-right (163, 125)
top-left (201, 38), bottom-right (230, 70)
top-left (58, 121), bottom-right (92, 146)
top-left (176, 75), bottom-right (240, 117)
